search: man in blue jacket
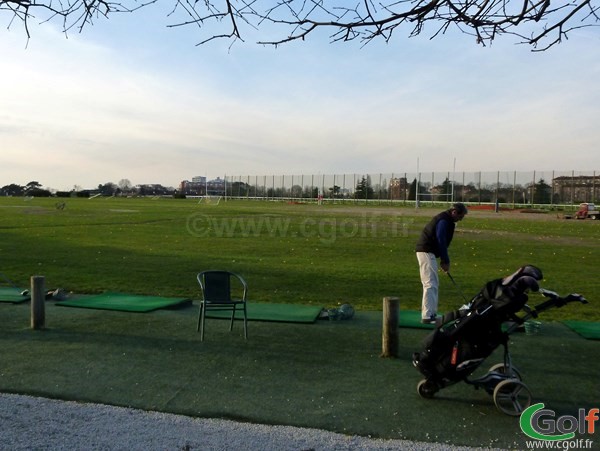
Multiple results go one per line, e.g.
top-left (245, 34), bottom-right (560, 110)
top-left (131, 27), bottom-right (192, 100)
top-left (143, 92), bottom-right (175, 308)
top-left (415, 203), bottom-right (468, 324)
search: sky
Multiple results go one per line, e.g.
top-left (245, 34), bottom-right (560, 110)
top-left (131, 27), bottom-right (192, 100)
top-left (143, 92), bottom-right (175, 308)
top-left (1, 4), bottom-right (600, 191)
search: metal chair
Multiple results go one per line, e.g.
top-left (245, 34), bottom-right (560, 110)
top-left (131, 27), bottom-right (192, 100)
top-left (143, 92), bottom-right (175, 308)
top-left (196, 270), bottom-right (248, 341)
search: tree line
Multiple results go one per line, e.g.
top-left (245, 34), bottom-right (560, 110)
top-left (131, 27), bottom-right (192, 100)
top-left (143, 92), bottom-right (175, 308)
top-left (225, 175), bottom-right (557, 204)
top-left (0, 180), bottom-right (175, 197)
top-left (0, 176), bottom-right (568, 205)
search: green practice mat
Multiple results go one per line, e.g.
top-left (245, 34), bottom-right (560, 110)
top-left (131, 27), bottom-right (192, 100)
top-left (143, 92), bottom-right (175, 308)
top-left (55, 292), bottom-right (192, 313)
top-left (398, 310), bottom-right (528, 333)
top-left (398, 310), bottom-right (436, 329)
top-left (0, 287), bottom-right (30, 304)
top-left (205, 302), bottom-right (323, 323)
top-left (562, 321), bottom-right (600, 340)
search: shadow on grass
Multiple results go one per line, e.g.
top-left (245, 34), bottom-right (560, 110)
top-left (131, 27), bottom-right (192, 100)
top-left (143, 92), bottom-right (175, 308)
top-left (0, 302), bottom-right (597, 448)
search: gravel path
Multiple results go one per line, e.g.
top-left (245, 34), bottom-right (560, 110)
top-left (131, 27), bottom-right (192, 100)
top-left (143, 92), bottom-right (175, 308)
top-left (0, 393), bottom-right (506, 451)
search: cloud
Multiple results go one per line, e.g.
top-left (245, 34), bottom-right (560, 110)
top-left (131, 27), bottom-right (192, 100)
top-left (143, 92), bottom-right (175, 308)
top-left (1, 20), bottom-right (599, 191)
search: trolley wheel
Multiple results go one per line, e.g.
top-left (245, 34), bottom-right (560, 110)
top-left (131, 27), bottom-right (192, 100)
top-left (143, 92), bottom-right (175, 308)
top-left (493, 379), bottom-right (532, 416)
top-left (488, 363), bottom-right (522, 381)
top-left (417, 379), bottom-right (438, 399)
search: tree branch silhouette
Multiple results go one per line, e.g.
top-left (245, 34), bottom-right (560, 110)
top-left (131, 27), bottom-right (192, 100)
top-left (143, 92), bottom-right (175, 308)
top-left (2, 0), bottom-right (598, 50)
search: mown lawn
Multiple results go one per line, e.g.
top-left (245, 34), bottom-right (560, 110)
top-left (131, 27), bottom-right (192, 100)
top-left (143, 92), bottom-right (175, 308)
top-left (0, 196), bottom-right (597, 320)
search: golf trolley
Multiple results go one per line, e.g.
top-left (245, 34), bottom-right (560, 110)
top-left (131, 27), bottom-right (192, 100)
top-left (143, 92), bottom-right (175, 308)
top-left (412, 265), bottom-right (588, 416)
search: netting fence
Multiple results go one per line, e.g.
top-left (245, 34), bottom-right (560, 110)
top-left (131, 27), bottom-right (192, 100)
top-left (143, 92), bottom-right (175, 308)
top-left (198, 171), bottom-right (600, 209)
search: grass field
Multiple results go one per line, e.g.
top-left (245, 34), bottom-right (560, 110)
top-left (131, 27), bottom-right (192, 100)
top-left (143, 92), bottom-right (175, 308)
top-left (0, 196), bottom-right (597, 320)
top-left (1, 196), bottom-right (599, 448)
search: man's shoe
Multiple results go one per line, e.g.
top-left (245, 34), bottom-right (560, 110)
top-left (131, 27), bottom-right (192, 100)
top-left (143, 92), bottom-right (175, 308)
top-left (421, 314), bottom-right (442, 325)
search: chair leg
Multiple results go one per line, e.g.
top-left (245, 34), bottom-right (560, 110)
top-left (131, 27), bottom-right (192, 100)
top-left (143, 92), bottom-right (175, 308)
top-left (229, 305), bottom-right (236, 332)
top-left (196, 303), bottom-right (204, 332)
top-left (198, 303), bottom-right (206, 341)
top-left (243, 304), bottom-right (248, 340)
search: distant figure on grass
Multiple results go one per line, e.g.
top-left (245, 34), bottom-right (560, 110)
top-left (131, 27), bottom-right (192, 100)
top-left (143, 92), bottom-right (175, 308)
top-left (415, 203), bottom-right (468, 324)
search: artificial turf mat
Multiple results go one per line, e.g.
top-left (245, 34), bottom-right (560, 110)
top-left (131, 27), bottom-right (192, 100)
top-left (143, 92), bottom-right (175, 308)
top-left (0, 287), bottom-right (30, 304)
top-left (0, 304), bottom-right (598, 449)
top-left (398, 310), bottom-right (524, 333)
top-left (204, 302), bottom-right (324, 323)
top-left (398, 310), bottom-right (435, 329)
top-left (55, 292), bottom-right (192, 312)
top-left (562, 320), bottom-right (600, 340)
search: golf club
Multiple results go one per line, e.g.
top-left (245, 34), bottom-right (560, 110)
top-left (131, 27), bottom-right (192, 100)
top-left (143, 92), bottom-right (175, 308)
top-left (446, 271), bottom-right (470, 304)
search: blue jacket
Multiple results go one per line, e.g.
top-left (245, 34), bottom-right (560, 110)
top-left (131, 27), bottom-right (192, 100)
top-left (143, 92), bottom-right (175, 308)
top-left (415, 210), bottom-right (455, 264)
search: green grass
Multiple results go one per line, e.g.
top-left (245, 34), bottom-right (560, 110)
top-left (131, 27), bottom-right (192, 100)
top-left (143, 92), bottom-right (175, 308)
top-left (0, 197), bottom-right (597, 320)
top-left (1, 196), bottom-right (599, 448)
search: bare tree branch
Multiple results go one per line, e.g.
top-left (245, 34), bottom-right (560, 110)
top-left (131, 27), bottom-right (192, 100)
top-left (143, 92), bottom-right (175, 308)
top-left (1, 0), bottom-right (598, 50)
top-left (2, 0), bottom-right (154, 41)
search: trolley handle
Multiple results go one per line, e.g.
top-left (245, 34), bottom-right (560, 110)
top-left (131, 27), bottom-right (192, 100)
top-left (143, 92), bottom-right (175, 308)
top-left (539, 288), bottom-right (558, 298)
top-left (530, 289), bottom-right (589, 316)
top-left (540, 288), bottom-right (588, 304)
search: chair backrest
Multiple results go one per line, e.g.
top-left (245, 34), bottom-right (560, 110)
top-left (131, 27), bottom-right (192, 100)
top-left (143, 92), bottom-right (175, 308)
top-left (199, 271), bottom-right (232, 302)
top-left (198, 271), bottom-right (248, 303)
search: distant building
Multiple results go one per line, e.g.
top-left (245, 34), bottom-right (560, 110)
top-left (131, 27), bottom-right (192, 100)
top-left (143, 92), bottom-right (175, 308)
top-left (553, 175), bottom-right (600, 203)
top-left (179, 176), bottom-right (227, 196)
top-left (389, 177), bottom-right (409, 200)
top-left (206, 177), bottom-right (226, 196)
top-left (179, 179), bottom-right (206, 195)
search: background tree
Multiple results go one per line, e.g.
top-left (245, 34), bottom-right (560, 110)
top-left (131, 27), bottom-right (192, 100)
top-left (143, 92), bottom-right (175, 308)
top-left (29, 188), bottom-right (52, 197)
top-left (290, 184), bottom-right (303, 198)
top-left (25, 181), bottom-right (42, 193)
top-left (433, 177), bottom-right (453, 201)
top-left (2, 0), bottom-right (598, 50)
top-left (532, 178), bottom-right (553, 204)
top-left (354, 176), bottom-right (374, 200)
top-left (98, 182), bottom-right (118, 196)
top-left (22, 181), bottom-right (51, 197)
top-left (408, 178), bottom-right (417, 201)
top-left (408, 178), bottom-right (429, 201)
top-left (118, 179), bottom-right (133, 193)
top-left (1, 184), bottom-right (25, 196)
top-left (329, 185), bottom-right (341, 198)
top-left (231, 181), bottom-right (250, 196)
top-left (303, 186), bottom-right (318, 198)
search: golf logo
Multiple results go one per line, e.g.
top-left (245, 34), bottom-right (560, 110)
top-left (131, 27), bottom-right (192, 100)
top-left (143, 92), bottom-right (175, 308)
top-left (520, 403), bottom-right (597, 448)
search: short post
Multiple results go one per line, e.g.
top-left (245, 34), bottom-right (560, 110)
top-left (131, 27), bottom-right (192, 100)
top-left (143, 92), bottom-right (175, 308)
top-left (31, 275), bottom-right (45, 330)
top-left (381, 296), bottom-right (399, 358)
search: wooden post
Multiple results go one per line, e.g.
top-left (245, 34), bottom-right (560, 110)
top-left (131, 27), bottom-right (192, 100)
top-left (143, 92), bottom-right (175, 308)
top-left (381, 296), bottom-right (399, 358)
top-left (31, 275), bottom-right (45, 330)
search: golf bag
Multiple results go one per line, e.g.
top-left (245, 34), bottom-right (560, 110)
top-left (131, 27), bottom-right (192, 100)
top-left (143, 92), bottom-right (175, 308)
top-left (412, 265), bottom-right (543, 388)
top-left (412, 265), bottom-right (588, 415)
